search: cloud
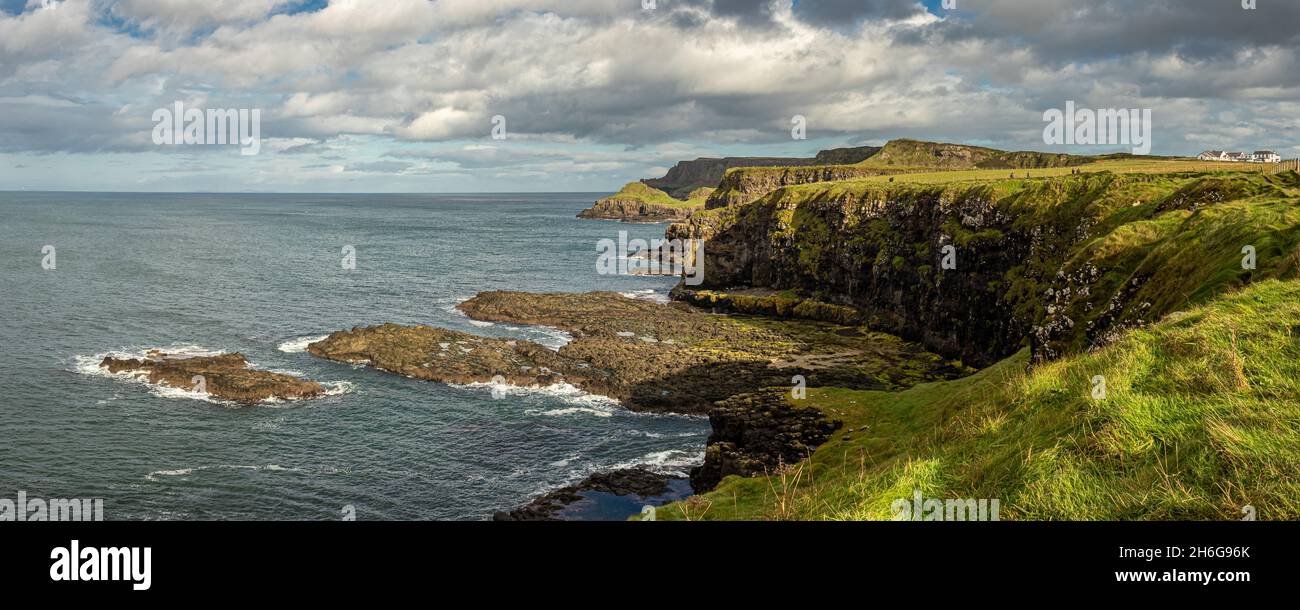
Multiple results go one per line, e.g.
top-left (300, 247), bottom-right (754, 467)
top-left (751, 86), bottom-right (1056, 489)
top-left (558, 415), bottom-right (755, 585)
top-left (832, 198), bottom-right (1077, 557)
top-left (0, 0), bottom-right (1295, 191)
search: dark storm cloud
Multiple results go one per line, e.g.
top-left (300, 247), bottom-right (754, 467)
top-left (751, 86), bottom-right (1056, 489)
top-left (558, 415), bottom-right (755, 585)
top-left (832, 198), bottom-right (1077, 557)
top-left (934, 0), bottom-right (1300, 63)
top-left (791, 0), bottom-right (924, 26)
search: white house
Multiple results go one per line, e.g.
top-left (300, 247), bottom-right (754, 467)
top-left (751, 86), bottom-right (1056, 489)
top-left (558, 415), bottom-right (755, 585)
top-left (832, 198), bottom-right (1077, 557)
top-left (1198, 149), bottom-right (1282, 163)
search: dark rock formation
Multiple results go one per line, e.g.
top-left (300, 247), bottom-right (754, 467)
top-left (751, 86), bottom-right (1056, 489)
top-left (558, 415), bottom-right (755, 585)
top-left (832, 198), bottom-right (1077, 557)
top-left (690, 390), bottom-right (842, 492)
top-left (494, 468), bottom-right (687, 521)
top-left (99, 351), bottom-right (325, 404)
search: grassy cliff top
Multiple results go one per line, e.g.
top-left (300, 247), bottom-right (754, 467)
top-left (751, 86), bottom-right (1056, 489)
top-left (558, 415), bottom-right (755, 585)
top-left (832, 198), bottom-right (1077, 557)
top-left (656, 278), bottom-right (1300, 520)
top-left (859, 138), bottom-right (1096, 169)
top-left (601, 181), bottom-right (708, 207)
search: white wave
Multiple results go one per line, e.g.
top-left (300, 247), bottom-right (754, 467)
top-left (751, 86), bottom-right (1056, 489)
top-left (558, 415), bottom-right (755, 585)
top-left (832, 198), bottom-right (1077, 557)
top-left (468, 320), bottom-right (495, 327)
top-left (619, 289), bottom-right (670, 304)
top-left (75, 345), bottom-right (343, 406)
top-left (452, 380), bottom-right (621, 416)
top-left (144, 464), bottom-right (299, 482)
top-left (524, 325), bottom-right (573, 350)
top-left (74, 347), bottom-right (231, 405)
top-left (531, 406), bottom-right (614, 418)
top-left (277, 334), bottom-right (329, 353)
top-left (604, 449), bottom-right (707, 476)
top-left (322, 380), bottom-right (355, 396)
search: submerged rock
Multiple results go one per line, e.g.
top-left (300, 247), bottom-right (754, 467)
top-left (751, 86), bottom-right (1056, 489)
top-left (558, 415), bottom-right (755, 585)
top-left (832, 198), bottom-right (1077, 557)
top-left (98, 352), bottom-right (325, 404)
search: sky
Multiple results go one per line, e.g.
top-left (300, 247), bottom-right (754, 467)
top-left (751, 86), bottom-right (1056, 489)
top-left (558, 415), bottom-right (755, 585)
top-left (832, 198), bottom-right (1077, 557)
top-left (0, 0), bottom-right (1296, 193)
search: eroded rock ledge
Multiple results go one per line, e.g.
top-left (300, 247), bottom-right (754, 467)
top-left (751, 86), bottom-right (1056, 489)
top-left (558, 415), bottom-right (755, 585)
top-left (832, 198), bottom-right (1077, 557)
top-left (309, 292), bottom-right (961, 415)
top-left (99, 351), bottom-right (325, 404)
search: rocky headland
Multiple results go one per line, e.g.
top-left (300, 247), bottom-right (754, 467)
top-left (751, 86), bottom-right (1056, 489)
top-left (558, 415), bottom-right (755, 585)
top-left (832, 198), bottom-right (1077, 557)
top-left (99, 351), bottom-right (326, 404)
top-left (576, 183), bottom-right (711, 222)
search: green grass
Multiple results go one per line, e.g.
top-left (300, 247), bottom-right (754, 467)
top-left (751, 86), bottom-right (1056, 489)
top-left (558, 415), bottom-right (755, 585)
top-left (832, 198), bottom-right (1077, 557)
top-left (604, 182), bottom-right (705, 207)
top-left (849, 158), bottom-right (1273, 185)
top-left (656, 279), bottom-right (1300, 521)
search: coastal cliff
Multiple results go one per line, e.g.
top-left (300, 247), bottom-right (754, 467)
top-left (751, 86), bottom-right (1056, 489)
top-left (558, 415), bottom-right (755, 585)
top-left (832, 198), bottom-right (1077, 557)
top-left (674, 170), bottom-right (1300, 367)
top-left (576, 183), bottom-right (711, 222)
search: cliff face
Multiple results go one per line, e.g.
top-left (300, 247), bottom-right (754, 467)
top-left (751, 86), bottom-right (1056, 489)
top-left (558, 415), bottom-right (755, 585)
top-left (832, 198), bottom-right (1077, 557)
top-left (642, 146), bottom-right (880, 199)
top-left (677, 171), bottom-right (1300, 367)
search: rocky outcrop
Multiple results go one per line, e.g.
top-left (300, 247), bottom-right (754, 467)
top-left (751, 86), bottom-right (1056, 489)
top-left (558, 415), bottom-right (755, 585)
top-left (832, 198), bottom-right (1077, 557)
top-left (642, 146), bottom-right (880, 200)
top-left (576, 182), bottom-right (707, 222)
top-left (576, 197), bottom-right (699, 222)
top-left (493, 468), bottom-right (688, 521)
top-left (306, 323), bottom-right (605, 389)
top-left (98, 351), bottom-right (325, 403)
top-left (309, 292), bottom-right (964, 415)
top-left (690, 390), bottom-right (842, 491)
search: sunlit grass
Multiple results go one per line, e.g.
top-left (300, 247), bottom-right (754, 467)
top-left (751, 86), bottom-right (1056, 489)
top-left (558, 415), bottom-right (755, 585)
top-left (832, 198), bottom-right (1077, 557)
top-left (655, 279), bottom-right (1300, 520)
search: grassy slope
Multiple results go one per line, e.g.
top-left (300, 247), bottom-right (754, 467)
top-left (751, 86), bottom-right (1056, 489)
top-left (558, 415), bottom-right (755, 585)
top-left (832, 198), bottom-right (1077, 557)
top-left (658, 279), bottom-right (1300, 521)
top-left (654, 160), bottom-right (1300, 521)
top-left (604, 181), bottom-right (708, 207)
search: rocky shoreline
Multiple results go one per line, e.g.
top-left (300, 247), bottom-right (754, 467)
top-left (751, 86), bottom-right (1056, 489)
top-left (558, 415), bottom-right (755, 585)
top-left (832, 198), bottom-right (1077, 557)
top-left (301, 289), bottom-right (963, 518)
top-left (99, 351), bottom-right (326, 404)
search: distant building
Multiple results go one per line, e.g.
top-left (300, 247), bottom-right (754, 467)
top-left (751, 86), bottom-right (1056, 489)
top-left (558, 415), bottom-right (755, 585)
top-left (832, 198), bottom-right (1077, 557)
top-left (1254, 151), bottom-right (1281, 163)
top-left (1198, 150), bottom-right (1282, 163)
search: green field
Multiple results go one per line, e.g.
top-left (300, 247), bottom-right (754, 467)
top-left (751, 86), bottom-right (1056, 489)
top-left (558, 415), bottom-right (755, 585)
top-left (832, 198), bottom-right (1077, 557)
top-left (852, 158), bottom-right (1286, 186)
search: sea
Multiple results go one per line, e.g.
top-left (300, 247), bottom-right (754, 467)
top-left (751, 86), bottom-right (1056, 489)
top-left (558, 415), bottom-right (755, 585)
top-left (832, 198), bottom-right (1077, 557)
top-left (0, 192), bottom-right (708, 520)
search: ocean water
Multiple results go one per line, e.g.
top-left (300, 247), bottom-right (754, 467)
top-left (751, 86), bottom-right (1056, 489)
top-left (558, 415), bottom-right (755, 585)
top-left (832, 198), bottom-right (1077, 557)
top-left (0, 192), bottom-right (708, 520)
